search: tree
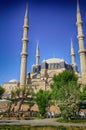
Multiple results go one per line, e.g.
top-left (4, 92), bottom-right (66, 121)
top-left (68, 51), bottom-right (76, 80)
top-left (51, 70), bottom-right (78, 89)
top-left (79, 85), bottom-right (86, 101)
top-left (10, 85), bottom-right (34, 112)
top-left (35, 89), bottom-right (51, 116)
top-left (51, 70), bottom-right (80, 120)
top-left (58, 83), bottom-right (80, 120)
top-left (0, 86), bottom-right (5, 99)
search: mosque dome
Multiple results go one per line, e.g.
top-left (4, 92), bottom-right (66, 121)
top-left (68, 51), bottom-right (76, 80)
top-left (9, 79), bottom-right (18, 83)
top-left (44, 58), bottom-right (65, 64)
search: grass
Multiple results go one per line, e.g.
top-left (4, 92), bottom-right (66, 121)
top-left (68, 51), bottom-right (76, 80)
top-left (0, 126), bottom-right (86, 130)
top-left (57, 117), bottom-right (86, 123)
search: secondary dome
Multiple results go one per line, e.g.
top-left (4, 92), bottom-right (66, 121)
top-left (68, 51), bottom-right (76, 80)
top-left (9, 79), bottom-right (18, 83)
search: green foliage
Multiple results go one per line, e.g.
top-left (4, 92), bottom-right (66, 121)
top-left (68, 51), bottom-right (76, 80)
top-left (11, 86), bottom-right (34, 99)
top-left (51, 70), bottom-right (80, 120)
top-left (10, 85), bottom-right (34, 112)
top-left (0, 86), bottom-right (5, 98)
top-left (51, 70), bottom-right (78, 89)
top-left (57, 118), bottom-right (86, 123)
top-left (79, 85), bottom-right (86, 101)
top-left (35, 89), bottom-right (51, 116)
top-left (58, 83), bottom-right (80, 120)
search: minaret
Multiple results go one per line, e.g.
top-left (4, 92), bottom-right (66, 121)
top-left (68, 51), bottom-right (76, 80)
top-left (71, 39), bottom-right (76, 66)
top-left (36, 41), bottom-right (40, 66)
top-left (20, 4), bottom-right (29, 87)
top-left (76, 0), bottom-right (86, 84)
top-left (71, 39), bottom-right (77, 72)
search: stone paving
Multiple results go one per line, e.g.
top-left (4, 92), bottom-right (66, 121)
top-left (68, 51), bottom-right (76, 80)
top-left (0, 118), bottom-right (86, 127)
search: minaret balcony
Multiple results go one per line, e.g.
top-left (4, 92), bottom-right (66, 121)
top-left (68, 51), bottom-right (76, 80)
top-left (77, 35), bottom-right (84, 39)
top-left (71, 53), bottom-right (75, 56)
top-left (76, 21), bottom-right (83, 25)
top-left (78, 49), bottom-right (86, 54)
top-left (22, 38), bottom-right (28, 42)
top-left (21, 52), bottom-right (28, 56)
top-left (23, 25), bottom-right (29, 28)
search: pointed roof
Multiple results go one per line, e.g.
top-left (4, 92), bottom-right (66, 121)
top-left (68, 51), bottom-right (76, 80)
top-left (36, 40), bottom-right (39, 50)
top-left (77, 0), bottom-right (80, 12)
top-left (25, 3), bottom-right (28, 18)
top-left (71, 38), bottom-right (75, 56)
top-left (71, 38), bottom-right (73, 49)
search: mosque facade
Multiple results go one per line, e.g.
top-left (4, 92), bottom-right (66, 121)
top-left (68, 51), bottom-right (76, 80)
top-left (26, 44), bottom-right (79, 93)
top-left (2, 0), bottom-right (86, 96)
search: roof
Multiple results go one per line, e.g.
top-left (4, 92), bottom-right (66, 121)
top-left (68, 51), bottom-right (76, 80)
top-left (42, 58), bottom-right (65, 64)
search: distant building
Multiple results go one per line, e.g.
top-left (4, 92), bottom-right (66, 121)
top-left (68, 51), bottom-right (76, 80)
top-left (2, 80), bottom-right (19, 98)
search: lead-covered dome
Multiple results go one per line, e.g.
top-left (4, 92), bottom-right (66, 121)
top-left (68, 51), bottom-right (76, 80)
top-left (43, 58), bottom-right (65, 64)
top-left (9, 79), bottom-right (18, 83)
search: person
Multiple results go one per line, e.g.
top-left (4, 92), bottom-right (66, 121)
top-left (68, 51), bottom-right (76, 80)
top-left (51, 111), bottom-right (55, 118)
top-left (47, 111), bottom-right (51, 118)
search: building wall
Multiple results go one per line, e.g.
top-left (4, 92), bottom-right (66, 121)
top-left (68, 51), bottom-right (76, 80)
top-left (2, 82), bottom-right (19, 97)
top-left (28, 59), bottom-right (79, 93)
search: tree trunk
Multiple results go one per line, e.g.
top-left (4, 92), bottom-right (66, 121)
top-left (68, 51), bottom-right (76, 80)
top-left (18, 98), bottom-right (24, 112)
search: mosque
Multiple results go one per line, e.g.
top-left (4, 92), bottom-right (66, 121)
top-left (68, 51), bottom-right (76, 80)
top-left (27, 41), bottom-right (79, 93)
top-left (2, 0), bottom-right (86, 96)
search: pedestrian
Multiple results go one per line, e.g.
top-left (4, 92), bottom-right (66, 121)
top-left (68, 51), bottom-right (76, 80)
top-left (51, 111), bottom-right (55, 118)
top-left (47, 111), bottom-right (51, 118)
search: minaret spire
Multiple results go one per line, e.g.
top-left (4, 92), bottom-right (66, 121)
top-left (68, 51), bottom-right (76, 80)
top-left (71, 39), bottom-right (78, 72)
top-left (76, 0), bottom-right (86, 84)
top-left (36, 41), bottom-right (40, 66)
top-left (25, 3), bottom-right (28, 18)
top-left (77, 0), bottom-right (80, 12)
top-left (20, 4), bottom-right (29, 87)
top-left (36, 41), bottom-right (39, 50)
top-left (71, 39), bottom-right (76, 66)
top-left (71, 38), bottom-right (73, 49)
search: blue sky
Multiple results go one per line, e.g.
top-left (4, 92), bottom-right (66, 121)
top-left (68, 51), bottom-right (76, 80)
top-left (0, 0), bottom-right (86, 85)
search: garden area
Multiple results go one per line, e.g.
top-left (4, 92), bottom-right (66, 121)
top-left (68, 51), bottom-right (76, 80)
top-left (0, 70), bottom-right (86, 123)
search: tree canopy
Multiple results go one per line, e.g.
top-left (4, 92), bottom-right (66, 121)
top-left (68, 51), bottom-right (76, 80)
top-left (10, 86), bottom-right (34, 112)
top-left (35, 89), bottom-right (51, 116)
top-left (51, 70), bottom-right (80, 120)
top-left (51, 70), bottom-right (78, 89)
top-left (79, 85), bottom-right (86, 101)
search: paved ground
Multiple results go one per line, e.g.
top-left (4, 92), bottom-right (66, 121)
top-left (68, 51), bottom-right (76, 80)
top-left (0, 118), bottom-right (86, 127)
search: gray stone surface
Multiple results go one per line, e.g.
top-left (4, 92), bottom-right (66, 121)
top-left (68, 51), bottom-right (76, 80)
top-left (0, 118), bottom-right (86, 127)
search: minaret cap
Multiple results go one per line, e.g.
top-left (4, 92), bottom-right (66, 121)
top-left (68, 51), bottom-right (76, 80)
top-left (77, 0), bottom-right (80, 12)
top-left (25, 3), bottom-right (28, 18)
top-left (36, 40), bottom-right (39, 50)
top-left (71, 38), bottom-right (73, 49)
